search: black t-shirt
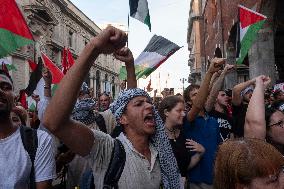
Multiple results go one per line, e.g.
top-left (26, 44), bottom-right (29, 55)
top-left (169, 129), bottom-right (191, 177)
top-left (232, 103), bottom-right (248, 138)
top-left (208, 109), bottom-right (233, 141)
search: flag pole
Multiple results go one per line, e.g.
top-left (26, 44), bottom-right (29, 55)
top-left (127, 14), bottom-right (130, 48)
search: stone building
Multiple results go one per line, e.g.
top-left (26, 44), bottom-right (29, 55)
top-left (187, 0), bottom-right (284, 88)
top-left (9, 0), bottom-right (123, 98)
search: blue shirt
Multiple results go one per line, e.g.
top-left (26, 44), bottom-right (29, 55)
top-left (183, 114), bottom-right (221, 184)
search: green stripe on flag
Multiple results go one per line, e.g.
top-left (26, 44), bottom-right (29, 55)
top-left (144, 12), bottom-right (151, 31)
top-left (5, 64), bottom-right (17, 71)
top-left (236, 20), bottom-right (266, 64)
top-left (0, 29), bottom-right (33, 58)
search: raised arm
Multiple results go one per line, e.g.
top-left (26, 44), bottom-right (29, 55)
top-left (114, 47), bottom-right (137, 89)
top-left (43, 26), bottom-right (127, 156)
top-left (244, 75), bottom-right (271, 139)
top-left (232, 78), bottom-right (256, 106)
top-left (205, 64), bottom-right (235, 112)
top-left (187, 58), bottom-right (225, 122)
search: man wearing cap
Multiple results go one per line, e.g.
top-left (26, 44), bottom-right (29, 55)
top-left (43, 26), bottom-right (181, 188)
top-left (231, 78), bottom-right (256, 138)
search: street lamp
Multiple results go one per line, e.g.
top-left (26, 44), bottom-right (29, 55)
top-left (180, 78), bottom-right (187, 93)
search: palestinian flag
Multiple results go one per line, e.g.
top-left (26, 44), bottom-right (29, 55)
top-left (0, 57), bottom-right (17, 71)
top-left (236, 5), bottom-right (267, 64)
top-left (25, 59), bottom-right (43, 96)
top-left (41, 52), bottom-right (64, 95)
top-left (119, 35), bottom-right (181, 80)
top-left (25, 53), bottom-right (64, 110)
top-left (129, 0), bottom-right (151, 31)
top-left (0, 0), bottom-right (34, 58)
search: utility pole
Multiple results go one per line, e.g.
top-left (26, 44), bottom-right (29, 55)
top-left (180, 78), bottom-right (187, 93)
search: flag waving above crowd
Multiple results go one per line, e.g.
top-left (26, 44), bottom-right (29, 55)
top-left (120, 35), bottom-right (181, 80)
top-left (236, 5), bottom-right (267, 64)
top-left (129, 0), bottom-right (151, 31)
top-left (0, 0), bottom-right (34, 58)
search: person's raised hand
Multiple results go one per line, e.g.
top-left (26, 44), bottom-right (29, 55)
top-left (255, 75), bottom-right (271, 89)
top-left (91, 26), bottom-right (127, 54)
top-left (223, 64), bottom-right (235, 74)
top-left (42, 68), bottom-right (52, 86)
top-left (208, 58), bottom-right (226, 74)
top-left (114, 47), bottom-right (134, 66)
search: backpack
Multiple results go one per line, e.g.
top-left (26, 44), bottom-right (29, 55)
top-left (80, 139), bottom-right (126, 189)
top-left (20, 125), bottom-right (38, 189)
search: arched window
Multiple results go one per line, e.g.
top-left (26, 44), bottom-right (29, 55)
top-left (214, 47), bottom-right (222, 58)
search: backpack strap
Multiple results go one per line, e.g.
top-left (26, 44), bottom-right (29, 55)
top-left (103, 139), bottom-right (126, 189)
top-left (20, 125), bottom-right (38, 189)
top-left (95, 113), bottom-right (107, 134)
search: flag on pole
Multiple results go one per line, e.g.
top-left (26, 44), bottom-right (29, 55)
top-left (129, 0), bottom-right (151, 31)
top-left (119, 35), bottom-right (181, 80)
top-left (236, 5), bottom-right (267, 64)
top-left (41, 52), bottom-right (64, 84)
top-left (25, 60), bottom-right (43, 96)
top-left (0, 0), bottom-right (34, 58)
top-left (41, 52), bottom-right (64, 95)
top-left (0, 57), bottom-right (17, 71)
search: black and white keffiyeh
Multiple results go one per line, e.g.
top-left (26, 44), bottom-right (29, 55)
top-left (72, 98), bottom-right (96, 125)
top-left (110, 88), bottom-right (181, 189)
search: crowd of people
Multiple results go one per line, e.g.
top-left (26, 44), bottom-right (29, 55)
top-left (1, 26), bottom-right (284, 189)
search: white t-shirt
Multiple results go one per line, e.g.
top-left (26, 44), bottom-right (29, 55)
top-left (0, 128), bottom-right (56, 188)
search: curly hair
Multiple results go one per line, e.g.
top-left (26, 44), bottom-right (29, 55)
top-left (183, 84), bottom-right (199, 103)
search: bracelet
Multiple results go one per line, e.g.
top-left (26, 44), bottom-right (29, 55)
top-left (44, 86), bottom-right (51, 89)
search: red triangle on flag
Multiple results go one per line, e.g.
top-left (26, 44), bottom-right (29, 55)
top-left (0, 0), bottom-right (34, 40)
top-left (239, 5), bottom-right (267, 29)
top-left (19, 89), bottom-right (28, 109)
top-left (67, 48), bottom-right (75, 67)
top-left (41, 52), bottom-right (64, 84)
top-left (28, 59), bottom-right (37, 72)
top-left (61, 47), bottom-right (68, 74)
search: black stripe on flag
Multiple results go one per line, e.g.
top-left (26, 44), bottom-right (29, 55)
top-left (143, 35), bottom-right (181, 56)
top-left (25, 58), bottom-right (43, 96)
top-left (129, 0), bottom-right (139, 16)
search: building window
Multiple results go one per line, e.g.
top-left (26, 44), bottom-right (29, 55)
top-left (68, 31), bottom-right (73, 47)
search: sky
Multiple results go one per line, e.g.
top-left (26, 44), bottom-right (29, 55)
top-left (70, 0), bottom-right (191, 95)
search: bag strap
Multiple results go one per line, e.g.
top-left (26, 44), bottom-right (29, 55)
top-left (95, 113), bottom-right (107, 134)
top-left (20, 125), bottom-right (38, 189)
top-left (103, 139), bottom-right (126, 189)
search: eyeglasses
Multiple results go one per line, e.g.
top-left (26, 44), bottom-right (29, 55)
top-left (269, 120), bottom-right (284, 128)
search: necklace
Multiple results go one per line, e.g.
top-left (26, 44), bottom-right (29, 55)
top-left (166, 127), bottom-right (177, 142)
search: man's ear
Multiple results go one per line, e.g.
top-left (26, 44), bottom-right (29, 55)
top-left (164, 109), bottom-right (169, 117)
top-left (119, 114), bottom-right (128, 125)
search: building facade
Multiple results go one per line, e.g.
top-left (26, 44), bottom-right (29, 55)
top-left (187, 0), bottom-right (284, 88)
top-left (10, 0), bottom-right (123, 98)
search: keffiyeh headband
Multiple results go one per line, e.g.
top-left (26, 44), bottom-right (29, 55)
top-left (110, 88), bottom-right (181, 189)
top-left (72, 98), bottom-right (96, 125)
